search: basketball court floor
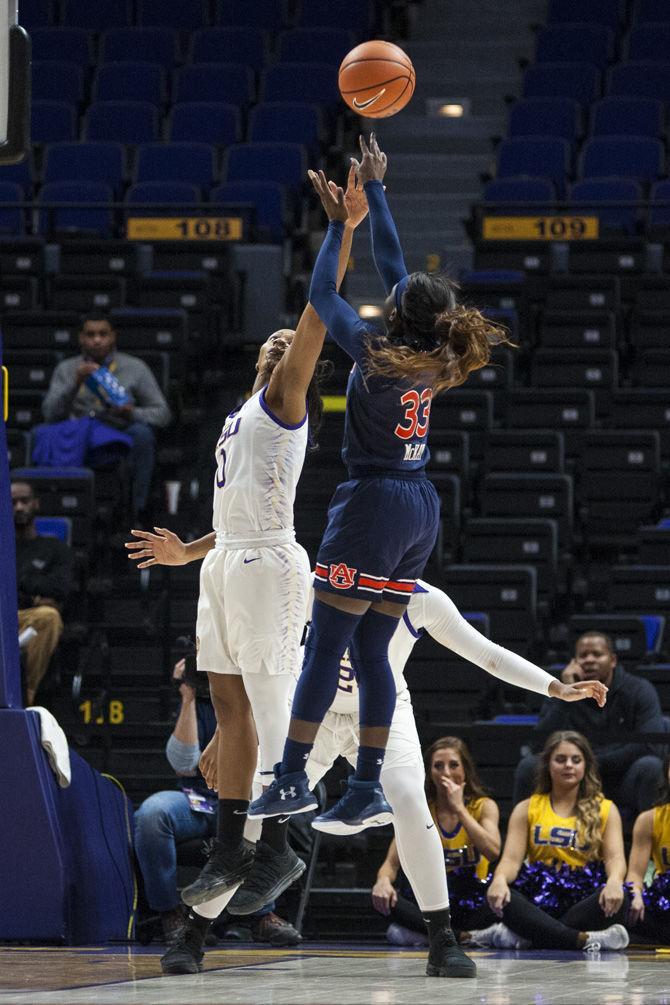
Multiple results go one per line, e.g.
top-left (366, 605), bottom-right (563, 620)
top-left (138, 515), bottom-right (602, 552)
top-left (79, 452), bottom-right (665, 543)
top-left (0, 944), bottom-right (668, 1005)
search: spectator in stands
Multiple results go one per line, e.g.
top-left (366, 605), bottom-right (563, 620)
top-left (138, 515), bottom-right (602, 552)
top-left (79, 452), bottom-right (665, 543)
top-left (371, 736), bottom-right (500, 946)
top-left (466, 731), bottom-right (629, 952)
top-left (12, 479), bottom-right (73, 705)
top-left (134, 657), bottom-right (301, 947)
top-left (626, 754), bottom-right (670, 945)
top-left (41, 311), bottom-right (171, 521)
top-left (513, 632), bottom-right (664, 821)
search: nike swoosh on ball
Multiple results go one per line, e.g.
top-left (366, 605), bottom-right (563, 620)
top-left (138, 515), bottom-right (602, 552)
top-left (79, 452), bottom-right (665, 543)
top-left (352, 88), bottom-right (387, 109)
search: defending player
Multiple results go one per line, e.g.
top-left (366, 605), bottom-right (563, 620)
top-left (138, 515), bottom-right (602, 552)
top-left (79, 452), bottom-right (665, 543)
top-left (249, 134), bottom-right (509, 832)
top-left (126, 167), bottom-right (369, 917)
top-left (167, 580), bottom-right (608, 978)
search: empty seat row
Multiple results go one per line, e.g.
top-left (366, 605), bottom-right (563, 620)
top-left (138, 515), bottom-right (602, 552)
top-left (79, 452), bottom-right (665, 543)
top-left (509, 96), bottom-right (666, 142)
top-left (549, 0), bottom-right (670, 26)
top-left (536, 23), bottom-right (670, 68)
top-left (524, 61), bottom-right (670, 106)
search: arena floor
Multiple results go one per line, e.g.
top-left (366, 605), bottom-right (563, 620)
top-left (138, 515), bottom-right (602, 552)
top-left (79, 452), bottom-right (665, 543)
top-left (0, 944), bottom-right (667, 1005)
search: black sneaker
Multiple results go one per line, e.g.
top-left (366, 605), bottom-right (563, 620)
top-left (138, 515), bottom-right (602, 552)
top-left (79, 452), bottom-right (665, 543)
top-left (227, 841), bottom-right (306, 916)
top-left (426, 927), bottom-right (477, 978)
top-left (160, 915), bottom-right (208, 975)
top-left (251, 911), bottom-right (303, 947)
top-left (181, 839), bottom-right (255, 907)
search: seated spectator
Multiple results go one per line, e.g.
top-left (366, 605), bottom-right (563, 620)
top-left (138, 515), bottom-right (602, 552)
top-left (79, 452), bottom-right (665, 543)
top-left (371, 736), bottom-right (500, 946)
top-left (134, 657), bottom-right (301, 947)
top-left (626, 754), bottom-right (670, 946)
top-left (513, 632), bottom-right (664, 822)
top-left (12, 480), bottom-right (73, 705)
top-left (466, 731), bottom-right (629, 952)
top-left (40, 311), bottom-right (171, 521)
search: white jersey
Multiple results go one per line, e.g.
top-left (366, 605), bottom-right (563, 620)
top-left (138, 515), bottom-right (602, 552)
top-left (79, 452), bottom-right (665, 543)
top-left (212, 386), bottom-right (307, 545)
top-left (328, 579), bottom-right (555, 715)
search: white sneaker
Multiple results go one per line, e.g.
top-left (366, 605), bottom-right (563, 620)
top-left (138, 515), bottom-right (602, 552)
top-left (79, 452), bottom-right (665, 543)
top-left (583, 924), bottom-right (629, 953)
top-left (467, 922), bottom-right (528, 950)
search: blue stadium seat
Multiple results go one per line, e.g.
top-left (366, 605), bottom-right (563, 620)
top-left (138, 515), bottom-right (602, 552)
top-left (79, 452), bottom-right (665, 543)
top-left (43, 142), bottom-right (126, 197)
top-left (590, 96), bottom-right (663, 137)
top-left (34, 516), bottom-right (72, 544)
top-left (0, 183), bottom-right (26, 235)
top-left (190, 27), bottom-right (267, 72)
top-left (32, 101), bottom-right (76, 143)
top-left (278, 28), bottom-right (354, 66)
top-left (60, 0), bottom-right (131, 29)
top-left (101, 28), bottom-right (179, 69)
top-left (570, 178), bottom-right (642, 234)
top-left (580, 137), bottom-right (664, 183)
top-left (135, 143), bottom-right (216, 192)
top-left (547, 0), bottom-right (622, 29)
top-left (19, 0), bottom-right (53, 29)
top-left (31, 27), bottom-right (91, 63)
top-left (216, 0), bottom-right (287, 32)
top-left (261, 63), bottom-right (340, 107)
top-left (32, 62), bottom-right (84, 105)
top-left (38, 181), bottom-right (114, 237)
top-left (648, 180), bottom-right (670, 232)
top-left (636, 0), bottom-right (670, 22)
top-left (93, 63), bottom-right (166, 108)
top-left (536, 25), bottom-right (613, 68)
top-left (629, 24), bottom-right (670, 63)
top-left (138, 0), bottom-right (208, 29)
top-left (173, 64), bottom-right (254, 108)
top-left (497, 138), bottom-right (571, 197)
top-left (224, 142), bottom-right (307, 190)
top-left (295, 0), bottom-right (374, 33)
top-left (84, 101), bottom-right (159, 144)
top-left (484, 177), bottom-right (556, 204)
top-left (523, 63), bottom-right (601, 104)
top-left (126, 181), bottom-right (200, 213)
top-left (609, 63), bottom-right (670, 103)
top-left (168, 103), bottom-right (240, 145)
top-left (249, 103), bottom-right (322, 154)
top-left (509, 98), bottom-right (580, 141)
top-left (211, 181), bottom-right (285, 243)
top-left (0, 156), bottom-right (33, 196)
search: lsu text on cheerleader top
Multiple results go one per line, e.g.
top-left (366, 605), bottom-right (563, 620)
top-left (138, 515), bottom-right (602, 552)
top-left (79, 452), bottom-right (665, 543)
top-left (652, 803), bottom-right (670, 875)
top-left (429, 797), bottom-right (491, 881)
top-left (526, 792), bottom-right (611, 869)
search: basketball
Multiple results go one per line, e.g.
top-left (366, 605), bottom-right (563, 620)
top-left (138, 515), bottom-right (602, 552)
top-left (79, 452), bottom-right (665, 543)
top-left (338, 40), bottom-right (415, 119)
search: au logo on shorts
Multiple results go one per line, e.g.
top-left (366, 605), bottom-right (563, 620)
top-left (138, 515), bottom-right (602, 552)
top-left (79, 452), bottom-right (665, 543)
top-left (328, 562), bottom-right (357, 589)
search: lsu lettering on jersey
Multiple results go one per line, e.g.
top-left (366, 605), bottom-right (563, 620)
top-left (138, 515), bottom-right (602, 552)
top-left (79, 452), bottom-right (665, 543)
top-left (212, 386), bottom-right (307, 542)
top-left (342, 364), bottom-right (432, 477)
top-left (526, 792), bottom-right (612, 869)
top-left (429, 796), bottom-right (491, 881)
top-left (652, 803), bottom-right (670, 875)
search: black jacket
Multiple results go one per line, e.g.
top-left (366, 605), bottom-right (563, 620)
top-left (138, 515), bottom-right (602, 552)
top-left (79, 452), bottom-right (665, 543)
top-left (533, 665), bottom-right (664, 775)
top-left (16, 535), bottom-right (73, 609)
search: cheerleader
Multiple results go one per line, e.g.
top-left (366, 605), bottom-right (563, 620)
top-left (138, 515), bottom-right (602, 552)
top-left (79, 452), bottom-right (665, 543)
top-left (626, 754), bottom-right (670, 944)
top-left (467, 731), bottom-right (630, 951)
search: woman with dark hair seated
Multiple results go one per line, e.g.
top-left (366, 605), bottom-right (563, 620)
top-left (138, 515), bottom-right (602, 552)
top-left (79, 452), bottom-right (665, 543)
top-left (467, 730), bottom-right (630, 952)
top-left (626, 754), bottom-right (670, 945)
top-left (372, 736), bottom-right (500, 945)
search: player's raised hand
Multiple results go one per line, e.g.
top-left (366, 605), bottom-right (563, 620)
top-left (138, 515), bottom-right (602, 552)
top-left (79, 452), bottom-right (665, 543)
top-left (343, 161), bottom-right (369, 228)
top-left (308, 168), bottom-right (347, 223)
top-left (549, 678), bottom-right (608, 708)
top-left (353, 131), bottom-right (387, 184)
top-left (125, 526), bottom-right (188, 568)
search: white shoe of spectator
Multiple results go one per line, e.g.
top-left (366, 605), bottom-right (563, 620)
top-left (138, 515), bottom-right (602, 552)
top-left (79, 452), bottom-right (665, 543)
top-left (583, 924), bottom-right (629, 953)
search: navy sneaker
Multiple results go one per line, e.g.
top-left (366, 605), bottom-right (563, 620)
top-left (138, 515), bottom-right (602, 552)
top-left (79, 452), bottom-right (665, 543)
top-left (247, 765), bottom-right (317, 820)
top-left (311, 777), bottom-right (393, 835)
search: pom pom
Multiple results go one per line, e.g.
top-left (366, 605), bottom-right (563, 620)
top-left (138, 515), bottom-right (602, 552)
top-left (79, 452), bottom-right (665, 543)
top-left (642, 871), bottom-right (670, 917)
top-left (513, 861), bottom-right (606, 916)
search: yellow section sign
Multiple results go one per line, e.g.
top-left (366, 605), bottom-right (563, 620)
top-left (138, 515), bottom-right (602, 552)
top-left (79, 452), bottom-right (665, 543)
top-left (127, 216), bottom-right (244, 241)
top-left (482, 215), bottom-right (599, 241)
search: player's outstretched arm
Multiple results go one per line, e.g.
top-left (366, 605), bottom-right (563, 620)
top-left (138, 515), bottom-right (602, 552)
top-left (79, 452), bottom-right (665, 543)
top-left (125, 527), bottom-right (215, 568)
top-left (266, 165), bottom-right (367, 423)
top-left (354, 133), bottom-right (407, 294)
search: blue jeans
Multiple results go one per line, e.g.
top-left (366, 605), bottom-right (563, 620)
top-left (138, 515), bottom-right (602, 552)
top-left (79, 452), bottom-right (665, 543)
top-left (125, 421), bottom-right (155, 516)
top-left (134, 789), bottom-right (274, 917)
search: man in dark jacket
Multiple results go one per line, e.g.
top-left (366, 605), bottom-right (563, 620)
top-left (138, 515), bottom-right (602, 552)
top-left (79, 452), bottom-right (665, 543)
top-left (12, 480), bottom-right (73, 704)
top-left (513, 631), bottom-right (665, 819)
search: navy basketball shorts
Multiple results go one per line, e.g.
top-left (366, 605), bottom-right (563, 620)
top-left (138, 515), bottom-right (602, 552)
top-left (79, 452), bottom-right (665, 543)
top-left (314, 473), bottom-right (440, 605)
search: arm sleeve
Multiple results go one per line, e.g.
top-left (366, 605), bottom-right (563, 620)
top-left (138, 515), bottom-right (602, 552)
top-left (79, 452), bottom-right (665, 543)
top-left (364, 180), bottom-right (408, 295)
top-left (42, 362), bottom-right (79, 422)
top-left (166, 734), bottom-right (201, 774)
top-left (128, 363), bottom-right (172, 428)
top-left (308, 220), bottom-right (371, 368)
top-left (595, 680), bottom-right (664, 772)
top-left (422, 588), bottom-right (555, 697)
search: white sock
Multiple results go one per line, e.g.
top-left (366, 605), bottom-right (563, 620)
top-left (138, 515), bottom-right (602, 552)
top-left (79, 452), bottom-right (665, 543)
top-left (381, 764), bottom-right (450, 913)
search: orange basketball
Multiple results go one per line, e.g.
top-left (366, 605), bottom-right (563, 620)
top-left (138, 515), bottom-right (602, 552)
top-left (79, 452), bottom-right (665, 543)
top-left (338, 40), bottom-right (415, 119)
